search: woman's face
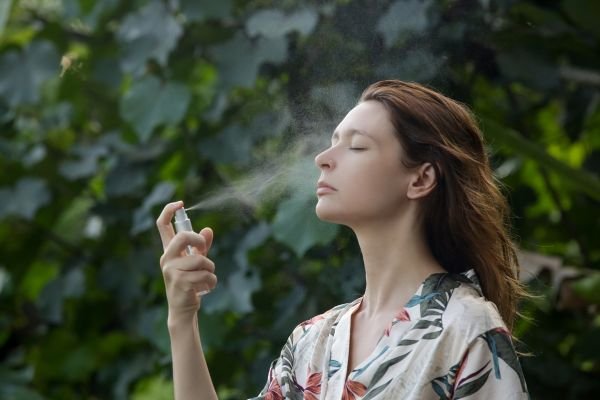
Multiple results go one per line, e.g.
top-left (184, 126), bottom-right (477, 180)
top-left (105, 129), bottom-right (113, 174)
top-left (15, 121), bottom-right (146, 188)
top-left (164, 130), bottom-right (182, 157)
top-left (314, 100), bottom-right (415, 227)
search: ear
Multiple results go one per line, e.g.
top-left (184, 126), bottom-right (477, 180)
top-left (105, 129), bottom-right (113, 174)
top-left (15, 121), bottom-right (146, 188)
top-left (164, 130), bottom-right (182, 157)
top-left (407, 162), bottom-right (437, 199)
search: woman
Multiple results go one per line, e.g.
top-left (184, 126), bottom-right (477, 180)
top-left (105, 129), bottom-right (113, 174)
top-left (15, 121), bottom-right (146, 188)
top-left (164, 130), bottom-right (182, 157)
top-left (156, 80), bottom-right (529, 399)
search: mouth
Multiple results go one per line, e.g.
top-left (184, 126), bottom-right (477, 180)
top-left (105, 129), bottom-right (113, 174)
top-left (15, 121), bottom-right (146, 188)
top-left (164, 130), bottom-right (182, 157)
top-left (317, 181), bottom-right (337, 195)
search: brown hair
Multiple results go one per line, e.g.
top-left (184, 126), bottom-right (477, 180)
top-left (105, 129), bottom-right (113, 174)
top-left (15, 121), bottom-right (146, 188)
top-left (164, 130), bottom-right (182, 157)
top-left (360, 80), bottom-right (527, 331)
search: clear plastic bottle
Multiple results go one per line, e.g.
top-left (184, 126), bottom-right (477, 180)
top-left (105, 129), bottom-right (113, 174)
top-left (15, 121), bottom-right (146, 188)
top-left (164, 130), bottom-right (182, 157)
top-left (173, 207), bottom-right (210, 296)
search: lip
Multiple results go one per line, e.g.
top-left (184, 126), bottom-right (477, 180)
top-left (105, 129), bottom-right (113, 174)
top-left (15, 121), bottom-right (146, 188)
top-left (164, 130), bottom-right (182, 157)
top-left (317, 181), bottom-right (337, 195)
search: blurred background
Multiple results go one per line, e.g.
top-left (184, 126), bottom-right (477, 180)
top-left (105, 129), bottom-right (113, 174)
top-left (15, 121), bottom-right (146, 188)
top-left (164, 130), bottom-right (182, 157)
top-left (1, 0), bottom-right (599, 399)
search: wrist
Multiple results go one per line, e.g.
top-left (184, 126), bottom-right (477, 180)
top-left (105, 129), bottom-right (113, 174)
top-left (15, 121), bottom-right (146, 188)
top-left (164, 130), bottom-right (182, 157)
top-left (167, 311), bottom-right (197, 332)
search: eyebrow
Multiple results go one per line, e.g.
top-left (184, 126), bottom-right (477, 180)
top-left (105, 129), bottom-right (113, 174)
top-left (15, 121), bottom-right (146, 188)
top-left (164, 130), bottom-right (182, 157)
top-left (331, 129), bottom-right (375, 141)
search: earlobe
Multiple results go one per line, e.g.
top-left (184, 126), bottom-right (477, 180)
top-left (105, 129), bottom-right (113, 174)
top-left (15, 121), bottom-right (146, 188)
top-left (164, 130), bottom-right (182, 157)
top-left (407, 163), bottom-right (437, 199)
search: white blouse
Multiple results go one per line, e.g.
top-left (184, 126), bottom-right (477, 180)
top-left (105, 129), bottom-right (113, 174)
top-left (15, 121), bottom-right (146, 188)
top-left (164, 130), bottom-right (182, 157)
top-left (250, 270), bottom-right (529, 400)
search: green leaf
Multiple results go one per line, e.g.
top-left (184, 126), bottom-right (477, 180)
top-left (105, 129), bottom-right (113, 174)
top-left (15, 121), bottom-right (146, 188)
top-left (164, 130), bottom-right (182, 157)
top-left (178, 0), bottom-right (233, 22)
top-left (61, 0), bottom-right (119, 31)
top-left (203, 266), bottom-right (261, 314)
top-left (117, 0), bottom-right (183, 74)
top-left (0, 0), bottom-right (12, 36)
top-left (0, 365), bottom-right (34, 385)
top-left (272, 189), bottom-right (338, 257)
top-left (198, 312), bottom-right (229, 350)
top-left (36, 268), bottom-right (86, 324)
top-left (132, 374), bottom-right (173, 400)
top-left (376, 0), bottom-right (433, 47)
top-left (228, 267), bottom-right (261, 313)
top-left (0, 178), bottom-right (51, 220)
top-left (19, 260), bottom-right (59, 301)
top-left (571, 272), bottom-right (600, 305)
top-left (246, 8), bottom-right (318, 38)
top-left (375, 48), bottom-right (443, 82)
top-left (310, 82), bottom-right (360, 118)
top-left (199, 123), bottom-right (254, 165)
top-left (0, 385), bottom-right (45, 400)
top-left (131, 181), bottom-right (175, 235)
top-left (120, 75), bottom-right (191, 142)
top-left (496, 48), bottom-right (560, 90)
top-left (59, 142), bottom-right (107, 180)
top-left (133, 306), bottom-right (170, 355)
top-left (234, 223), bottom-right (271, 269)
top-left (482, 118), bottom-right (600, 201)
top-left (210, 33), bottom-right (287, 89)
top-left (105, 160), bottom-right (148, 198)
top-left (562, 0), bottom-right (600, 39)
top-left (0, 40), bottom-right (59, 106)
top-left (53, 196), bottom-right (94, 244)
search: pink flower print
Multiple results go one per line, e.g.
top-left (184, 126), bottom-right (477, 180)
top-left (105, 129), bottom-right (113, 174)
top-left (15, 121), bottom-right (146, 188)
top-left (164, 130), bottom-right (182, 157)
top-left (300, 314), bottom-right (325, 329)
top-left (342, 380), bottom-right (367, 400)
top-left (303, 371), bottom-right (322, 400)
top-left (265, 369), bottom-right (284, 400)
top-left (394, 307), bottom-right (410, 322)
top-left (384, 307), bottom-right (411, 336)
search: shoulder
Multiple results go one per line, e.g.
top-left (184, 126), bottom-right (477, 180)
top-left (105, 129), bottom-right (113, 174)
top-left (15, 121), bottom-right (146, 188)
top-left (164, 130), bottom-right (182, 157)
top-left (443, 271), bottom-right (508, 342)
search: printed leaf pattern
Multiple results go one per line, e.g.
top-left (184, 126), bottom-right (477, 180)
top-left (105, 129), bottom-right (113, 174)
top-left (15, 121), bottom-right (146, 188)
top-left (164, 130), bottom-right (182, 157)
top-left (328, 359), bottom-right (342, 378)
top-left (361, 379), bottom-right (393, 400)
top-left (454, 365), bottom-right (492, 399)
top-left (255, 271), bottom-right (528, 399)
top-left (431, 362), bottom-right (460, 400)
top-left (398, 273), bottom-right (465, 353)
top-left (482, 328), bottom-right (528, 392)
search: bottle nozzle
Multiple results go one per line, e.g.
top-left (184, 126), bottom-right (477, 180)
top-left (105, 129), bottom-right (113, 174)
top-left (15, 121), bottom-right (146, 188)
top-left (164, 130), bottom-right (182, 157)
top-left (174, 208), bottom-right (192, 234)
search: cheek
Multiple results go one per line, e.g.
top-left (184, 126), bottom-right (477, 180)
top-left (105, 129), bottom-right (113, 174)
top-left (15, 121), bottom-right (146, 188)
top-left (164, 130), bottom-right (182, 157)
top-left (354, 163), bottom-right (399, 190)
top-left (356, 164), bottom-right (409, 205)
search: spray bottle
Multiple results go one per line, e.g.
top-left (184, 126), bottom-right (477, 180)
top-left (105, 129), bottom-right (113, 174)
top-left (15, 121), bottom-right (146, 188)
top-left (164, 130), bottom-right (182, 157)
top-left (173, 207), bottom-right (211, 296)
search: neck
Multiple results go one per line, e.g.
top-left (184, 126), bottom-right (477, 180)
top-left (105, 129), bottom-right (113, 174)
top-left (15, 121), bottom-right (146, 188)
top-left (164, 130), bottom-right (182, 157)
top-left (351, 209), bottom-right (445, 319)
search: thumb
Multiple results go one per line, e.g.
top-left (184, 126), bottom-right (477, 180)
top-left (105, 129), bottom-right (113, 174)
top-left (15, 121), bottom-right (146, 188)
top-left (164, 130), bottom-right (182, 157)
top-left (199, 227), bottom-right (213, 255)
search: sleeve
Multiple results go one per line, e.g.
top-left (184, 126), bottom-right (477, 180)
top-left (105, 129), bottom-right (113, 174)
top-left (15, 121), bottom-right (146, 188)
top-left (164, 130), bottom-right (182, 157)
top-left (450, 328), bottom-right (529, 399)
top-left (248, 358), bottom-right (285, 400)
top-left (248, 306), bottom-right (343, 400)
top-left (248, 325), bottom-right (305, 400)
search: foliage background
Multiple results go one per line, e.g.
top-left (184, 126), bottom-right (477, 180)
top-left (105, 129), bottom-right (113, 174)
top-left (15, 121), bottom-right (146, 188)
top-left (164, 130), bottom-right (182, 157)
top-left (1, 0), bottom-right (599, 399)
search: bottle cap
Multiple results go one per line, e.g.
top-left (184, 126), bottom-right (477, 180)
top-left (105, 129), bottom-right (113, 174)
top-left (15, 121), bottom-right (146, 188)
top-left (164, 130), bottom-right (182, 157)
top-left (174, 208), bottom-right (188, 224)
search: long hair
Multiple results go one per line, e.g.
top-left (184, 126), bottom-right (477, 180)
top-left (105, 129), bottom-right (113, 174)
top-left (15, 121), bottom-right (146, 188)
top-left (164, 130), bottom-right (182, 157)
top-left (360, 80), bottom-right (527, 331)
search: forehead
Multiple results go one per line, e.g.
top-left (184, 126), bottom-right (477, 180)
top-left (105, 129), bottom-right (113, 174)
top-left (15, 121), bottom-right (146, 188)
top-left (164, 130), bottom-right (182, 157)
top-left (332, 100), bottom-right (396, 141)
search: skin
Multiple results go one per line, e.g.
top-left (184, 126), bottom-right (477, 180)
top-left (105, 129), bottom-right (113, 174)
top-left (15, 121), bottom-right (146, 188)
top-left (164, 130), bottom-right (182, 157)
top-left (156, 201), bottom-right (218, 400)
top-left (157, 100), bottom-right (446, 398)
top-left (314, 100), bottom-right (445, 375)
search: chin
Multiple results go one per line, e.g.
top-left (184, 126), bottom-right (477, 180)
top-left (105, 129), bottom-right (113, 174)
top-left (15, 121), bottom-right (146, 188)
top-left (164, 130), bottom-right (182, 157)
top-left (315, 202), bottom-right (349, 225)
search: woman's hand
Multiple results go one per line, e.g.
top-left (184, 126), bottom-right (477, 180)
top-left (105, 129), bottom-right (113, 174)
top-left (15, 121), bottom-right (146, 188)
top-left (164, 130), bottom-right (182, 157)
top-left (156, 201), bottom-right (217, 322)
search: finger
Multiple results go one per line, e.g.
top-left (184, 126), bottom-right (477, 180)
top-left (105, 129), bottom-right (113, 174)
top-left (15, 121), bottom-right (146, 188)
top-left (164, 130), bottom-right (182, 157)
top-left (199, 227), bottom-right (214, 255)
top-left (167, 254), bottom-right (214, 273)
top-left (163, 231), bottom-right (208, 262)
top-left (174, 270), bottom-right (218, 293)
top-left (163, 263), bottom-right (218, 287)
top-left (186, 270), bottom-right (218, 289)
top-left (156, 201), bottom-right (184, 250)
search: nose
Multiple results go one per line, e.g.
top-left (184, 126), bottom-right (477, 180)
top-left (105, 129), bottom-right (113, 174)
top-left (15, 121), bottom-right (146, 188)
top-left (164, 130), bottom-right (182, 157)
top-left (315, 148), bottom-right (334, 170)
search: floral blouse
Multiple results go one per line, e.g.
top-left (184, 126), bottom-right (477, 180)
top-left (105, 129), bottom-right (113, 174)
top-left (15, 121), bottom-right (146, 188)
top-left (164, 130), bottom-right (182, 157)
top-left (250, 270), bottom-right (529, 400)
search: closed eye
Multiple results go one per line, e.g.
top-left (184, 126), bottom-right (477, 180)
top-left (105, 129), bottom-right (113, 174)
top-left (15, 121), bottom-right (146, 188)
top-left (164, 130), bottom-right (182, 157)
top-left (349, 148), bottom-right (366, 151)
